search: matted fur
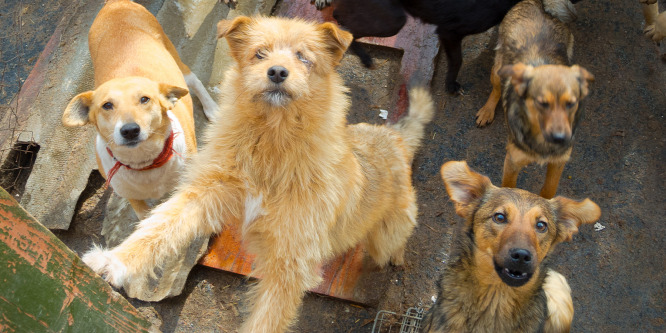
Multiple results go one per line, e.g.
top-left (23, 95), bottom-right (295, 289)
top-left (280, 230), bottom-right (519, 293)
top-left (83, 16), bottom-right (434, 333)
top-left (422, 161), bottom-right (600, 332)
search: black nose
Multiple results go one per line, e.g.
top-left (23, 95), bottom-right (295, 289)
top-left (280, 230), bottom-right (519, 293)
top-left (267, 66), bottom-right (289, 84)
top-left (120, 123), bottom-right (141, 140)
top-left (548, 132), bottom-right (568, 144)
top-left (509, 248), bottom-right (532, 265)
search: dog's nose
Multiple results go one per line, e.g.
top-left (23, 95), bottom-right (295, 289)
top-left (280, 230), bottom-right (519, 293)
top-left (509, 248), bottom-right (532, 265)
top-left (120, 123), bottom-right (141, 140)
top-left (548, 132), bottom-right (569, 145)
top-left (267, 66), bottom-right (289, 84)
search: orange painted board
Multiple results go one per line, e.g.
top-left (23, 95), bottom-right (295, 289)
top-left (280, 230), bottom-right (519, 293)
top-left (199, 224), bottom-right (367, 303)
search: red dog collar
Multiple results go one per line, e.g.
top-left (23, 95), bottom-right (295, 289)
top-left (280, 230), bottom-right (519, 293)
top-left (105, 131), bottom-right (176, 187)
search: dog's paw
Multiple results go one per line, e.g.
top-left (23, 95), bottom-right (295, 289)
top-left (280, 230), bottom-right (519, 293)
top-left (475, 106), bottom-right (496, 127)
top-left (311, 0), bottom-right (333, 10)
top-left (644, 12), bottom-right (666, 42)
top-left (82, 245), bottom-right (129, 288)
top-left (445, 81), bottom-right (463, 95)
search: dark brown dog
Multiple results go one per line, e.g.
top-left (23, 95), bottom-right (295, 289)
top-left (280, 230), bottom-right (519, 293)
top-left (422, 161), bottom-right (601, 332)
top-left (475, 0), bottom-right (594, 199)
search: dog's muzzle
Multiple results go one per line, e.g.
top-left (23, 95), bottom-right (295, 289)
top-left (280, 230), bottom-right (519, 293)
top-left (495, 248), bottom-right (535, 287)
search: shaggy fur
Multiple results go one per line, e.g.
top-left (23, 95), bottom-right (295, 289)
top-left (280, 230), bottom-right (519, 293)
top-left (422, 161), bottom-right (600, 332)
top-left (82, 16), bottom-right (434, 333)
top-left (474, 0), bottom-right (594, 199)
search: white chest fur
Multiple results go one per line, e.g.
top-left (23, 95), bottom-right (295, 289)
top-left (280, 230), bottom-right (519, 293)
top-left (97, 111), bottom-right (188, 200)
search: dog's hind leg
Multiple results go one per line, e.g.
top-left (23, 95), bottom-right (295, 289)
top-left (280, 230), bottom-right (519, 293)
top-left (183, 72), bottom-right (219, 121)
top-left (439, 32), bottom-right (464, 94)
top-left (540, 161), bottom-right (565, 199)
top-left (476, 53), bottom-right (503, 127)
top-left (366, 200), bottom-right (417, 267)
top-left (82, 177), bottom-right (243, 290)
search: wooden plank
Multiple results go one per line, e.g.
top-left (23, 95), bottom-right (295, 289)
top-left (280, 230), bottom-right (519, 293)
top-left (0, 187), bottom-right (153, 332)
top-left (200, 225), bottom-right (367, 303)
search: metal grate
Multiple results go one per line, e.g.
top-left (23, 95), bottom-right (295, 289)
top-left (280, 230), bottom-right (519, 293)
top-left (371, 307), bottom-right (424, 333)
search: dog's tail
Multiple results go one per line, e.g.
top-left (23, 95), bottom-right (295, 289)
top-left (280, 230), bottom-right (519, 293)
top-left (390, 86), bottom-right (435, 162)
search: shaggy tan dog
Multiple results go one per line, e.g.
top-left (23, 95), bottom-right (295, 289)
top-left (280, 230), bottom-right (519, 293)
top-left (83, 16), bottom-right (434, 332)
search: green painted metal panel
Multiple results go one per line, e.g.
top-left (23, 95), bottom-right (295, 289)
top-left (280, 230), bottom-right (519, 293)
top-left (0, 187), bottom-right (154, 332)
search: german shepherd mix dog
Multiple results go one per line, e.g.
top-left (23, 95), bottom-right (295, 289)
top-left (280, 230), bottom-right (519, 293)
top-left (316, 0), bottom-right (580, 94)
top-left (422, 161), bottom-right (601, 332)
top-left (83, 16), bottom-right (434, 333)
top-left (475, 0), bottom-right (594, 199)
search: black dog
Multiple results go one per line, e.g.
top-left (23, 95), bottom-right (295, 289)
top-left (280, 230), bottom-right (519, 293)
top-left (320, 0), bottom-right (580, 94)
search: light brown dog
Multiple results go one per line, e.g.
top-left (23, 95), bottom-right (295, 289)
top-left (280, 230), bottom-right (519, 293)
top-left (422, 161), bottom-right (601, 332)
top-left (62, 0), bottom-right (217, 219)
top-left (82, 16), bottom-right (434, 332)
top-left (475, 0), bottom-right (594, 199)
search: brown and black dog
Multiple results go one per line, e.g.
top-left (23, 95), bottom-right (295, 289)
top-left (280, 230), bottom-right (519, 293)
top-left (422, 161), bottom-right (601, 332)
top-left (475, 0), bottom-right (594, 199)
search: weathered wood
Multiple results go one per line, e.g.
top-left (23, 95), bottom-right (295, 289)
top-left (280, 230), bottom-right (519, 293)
top-left (0, 187), bottom-right (153, 332)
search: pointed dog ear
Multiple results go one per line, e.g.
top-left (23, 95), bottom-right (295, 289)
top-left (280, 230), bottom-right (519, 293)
top-left (159, 84), bottom-right (189, 108)
top-left (317, 22), bottom-right (353, 64)
top-left (499, 63), bottom-right (534, 97)
top-left (571, 65), bottom-right (594, 98)
top-left (440, 161), bottom-right (494, 218)
top-left (62, 91), bottom-right (94, 127)
top-left (551, 196), bottom-right (601, 244)
top-left (217, 16), bottom-right (253, 60)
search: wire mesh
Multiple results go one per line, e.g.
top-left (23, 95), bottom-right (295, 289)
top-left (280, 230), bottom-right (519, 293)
top-left (371, 307), bottom-right (424, 333)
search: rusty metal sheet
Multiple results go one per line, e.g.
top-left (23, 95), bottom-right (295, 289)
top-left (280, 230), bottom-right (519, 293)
top-left (0, 186), bottom-right (153, 332)
top-left (200, 224), bottom-right (368, 303)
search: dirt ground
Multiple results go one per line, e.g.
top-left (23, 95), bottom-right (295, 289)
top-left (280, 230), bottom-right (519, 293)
top-left (1, 0), bottom-right (664, 332)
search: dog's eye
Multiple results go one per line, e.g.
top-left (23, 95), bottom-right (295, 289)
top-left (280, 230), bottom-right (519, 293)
top-left (255, 51), bottom-right (264, 60)
top-left (565, 101), bottom-right (576, 109)
top-left (102, 102), bottom-right (113, 110)
top-left (493, 213), bottom-right (507, 224)
top-left (296, 51), bottom-right (311, 66)
top-left (536, 221), bottom-right (548, 233)
top-left (140, 96), bottom-right (150, 104)
top-left (538, 101), bottom-right (549, 109)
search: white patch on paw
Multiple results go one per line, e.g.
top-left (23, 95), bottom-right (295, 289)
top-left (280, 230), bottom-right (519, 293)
top-left (82, 245), bottom-right (129, 288)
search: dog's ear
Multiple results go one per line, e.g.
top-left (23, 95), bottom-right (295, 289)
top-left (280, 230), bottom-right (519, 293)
top-left (440, 161), bottom-right (493, 218)
top-left (217, 16), bottom-right (252, 59)
top-left (499, 63), bottom-right (534, 97)
top-left (159, 84), bottom-right (189, 108)
top-left (62, 91), bottom-right (94, 127)
top-left (317, 22), bottom-right (353, 63)
top-left (551, 196), bottom-right (601, 243)
top-left (571, 65), bottom-right (594, 98)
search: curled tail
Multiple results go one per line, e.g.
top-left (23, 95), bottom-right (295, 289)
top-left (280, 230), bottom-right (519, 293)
top-left (390, 86), bottom-right (435, 162)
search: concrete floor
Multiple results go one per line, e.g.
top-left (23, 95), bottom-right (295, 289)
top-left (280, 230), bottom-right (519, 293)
top-left (1, 0), bottom-right (664, 332)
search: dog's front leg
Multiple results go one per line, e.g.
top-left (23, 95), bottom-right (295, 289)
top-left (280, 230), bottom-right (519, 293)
top-left (240, 256), bottom-right (322, 333)
top-left (540, 162), bottom-right (565, 199)
top-left (83, 178), bottom-right (243, 290)
top-left (501, 146), bottom-right (532, 188)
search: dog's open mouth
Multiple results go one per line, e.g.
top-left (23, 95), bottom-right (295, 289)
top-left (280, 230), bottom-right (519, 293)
top-left (495, 262), bottom-right (533, 287)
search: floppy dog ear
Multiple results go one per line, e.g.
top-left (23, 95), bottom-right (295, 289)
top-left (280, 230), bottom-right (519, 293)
top-left (552, 196), bottom-right (601, 243)
top-left (159, 84), bottom-right (189, 108)
top-left (62, 91), bottom-right (94, 127)
top-left (317, 22), bottom-right (353, 63)
top-left (571, 65), bottom-right (594, 98)
top-left (499, 63), bottom-right (534, 97)
top-left (440, 161), bottom-right (493, 218)
top-left (217, 16), bottom-right (252, 59)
